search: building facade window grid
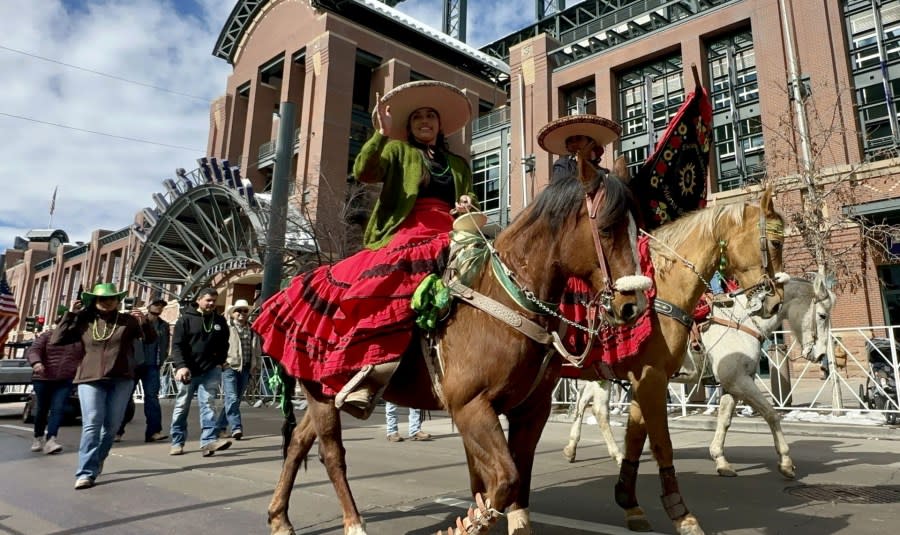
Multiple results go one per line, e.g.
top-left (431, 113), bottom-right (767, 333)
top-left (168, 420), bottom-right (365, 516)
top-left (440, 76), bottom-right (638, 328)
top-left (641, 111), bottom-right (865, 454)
top-left (617, 55), bottom-right (685, 176)
top-left (707, 29), bottom-right (765, 192)
top-left (471, 150), bottom-right (503, 214)
top-left (563, 82), bottom-right (597, 115)
top-left (846, 0), bottom-right (900, 157)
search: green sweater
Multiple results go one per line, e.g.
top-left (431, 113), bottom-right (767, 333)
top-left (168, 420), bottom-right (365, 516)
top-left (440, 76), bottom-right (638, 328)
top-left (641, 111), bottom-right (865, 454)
top-left (353, 132), bottom-right (477, 250)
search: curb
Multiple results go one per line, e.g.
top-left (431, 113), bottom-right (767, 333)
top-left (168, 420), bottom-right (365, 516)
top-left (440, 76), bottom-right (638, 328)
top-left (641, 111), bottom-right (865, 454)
top-left (547, 412), bottom-right (900, 440)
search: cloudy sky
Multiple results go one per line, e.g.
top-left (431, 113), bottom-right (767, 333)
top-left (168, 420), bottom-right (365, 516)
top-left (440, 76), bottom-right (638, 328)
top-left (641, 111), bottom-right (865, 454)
top-left (0, 0), bottom-right (566, 253)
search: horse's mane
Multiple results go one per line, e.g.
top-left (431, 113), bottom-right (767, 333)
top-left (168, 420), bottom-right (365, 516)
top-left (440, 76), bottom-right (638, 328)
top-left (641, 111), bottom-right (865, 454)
top-left (649, 203), bottom-right (748, 273)
top-left (499, 171), bottom-right (633, 244)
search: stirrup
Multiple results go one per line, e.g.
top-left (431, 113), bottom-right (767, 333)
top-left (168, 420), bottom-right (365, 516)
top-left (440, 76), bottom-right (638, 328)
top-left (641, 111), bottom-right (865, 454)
top-left (335, 365), bottom-right (373, 409)
top-left (340, 389), bottom-right (377, 420)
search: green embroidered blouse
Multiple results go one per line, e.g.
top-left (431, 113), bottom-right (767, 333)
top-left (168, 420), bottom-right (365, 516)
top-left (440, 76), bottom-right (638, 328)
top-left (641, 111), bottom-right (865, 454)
top-left (353, 132), bottom-right (477, 250)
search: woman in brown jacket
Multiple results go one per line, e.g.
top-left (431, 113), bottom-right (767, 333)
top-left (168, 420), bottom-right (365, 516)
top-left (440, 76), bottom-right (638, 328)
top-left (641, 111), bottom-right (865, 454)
top-left (27, 326), bottom-right (83, 454)
top-left (52, 283), bottom-right (155, 490)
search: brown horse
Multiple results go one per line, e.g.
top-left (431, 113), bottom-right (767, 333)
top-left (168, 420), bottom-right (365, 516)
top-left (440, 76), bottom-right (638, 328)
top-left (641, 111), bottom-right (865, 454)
top-left (566, 187), bottom-right (785, 535)
top-left (267, 160), bottom-right (651, 535)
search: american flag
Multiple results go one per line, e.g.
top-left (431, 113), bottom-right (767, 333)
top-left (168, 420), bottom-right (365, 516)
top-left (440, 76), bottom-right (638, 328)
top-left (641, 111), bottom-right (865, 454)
top-left (0, 276), bottom-right (20, 348)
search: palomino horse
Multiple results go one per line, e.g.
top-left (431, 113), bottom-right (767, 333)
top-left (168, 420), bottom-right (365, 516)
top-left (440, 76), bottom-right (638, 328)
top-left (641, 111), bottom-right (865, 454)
top-left (561, 189), bottom-right (786, 535)
top-left (267, 160), bottom-right (651, 535)
top-left (562, 276), bottom-right (833, 480)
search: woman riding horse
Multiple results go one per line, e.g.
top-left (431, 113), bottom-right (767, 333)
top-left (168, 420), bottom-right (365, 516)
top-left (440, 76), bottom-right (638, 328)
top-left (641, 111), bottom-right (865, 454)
top-left (253, 80), bottom-right (478, 420)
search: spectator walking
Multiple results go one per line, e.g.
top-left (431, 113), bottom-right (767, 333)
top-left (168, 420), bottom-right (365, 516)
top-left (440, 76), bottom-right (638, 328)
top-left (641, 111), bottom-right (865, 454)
top-left (116, 299), bottom-right (170, 442)
top-left (26, 326), bottom-right (83, 454)
top-left (169, 288), bottom-right (231, 457)
top-left (384, 401), bottom-right (431, 442)
top-left (52, 283), bottom-right (155, 490)
top-left (216, 299), bottom-right (261, 440)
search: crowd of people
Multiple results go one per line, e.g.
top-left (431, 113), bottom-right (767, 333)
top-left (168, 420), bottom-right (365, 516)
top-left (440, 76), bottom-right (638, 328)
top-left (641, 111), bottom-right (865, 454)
top-left (23, 79), bottom-right (630, 488)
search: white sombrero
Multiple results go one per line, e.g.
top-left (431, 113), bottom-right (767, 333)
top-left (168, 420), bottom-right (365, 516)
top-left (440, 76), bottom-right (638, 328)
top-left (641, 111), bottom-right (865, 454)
top-left (226, 299), bottom-right (251, 316)
top-left (376, 80), bottom-right (472, 140)
top-left (537, 114), bottom-right (622, 155)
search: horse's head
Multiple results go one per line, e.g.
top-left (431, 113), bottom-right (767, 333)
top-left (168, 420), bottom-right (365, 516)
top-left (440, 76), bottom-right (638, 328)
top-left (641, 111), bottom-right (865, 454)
top-left (719, 186), bottom-right (787, 319)
top-left (559, 155), bottom-right (652, 325)
top-left (783, 275), bottom-right (836, 362)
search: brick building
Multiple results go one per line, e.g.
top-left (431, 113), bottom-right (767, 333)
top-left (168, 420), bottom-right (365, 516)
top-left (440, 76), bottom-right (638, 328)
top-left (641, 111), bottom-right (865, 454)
top-left (5, 0), bottom-right (900, 341)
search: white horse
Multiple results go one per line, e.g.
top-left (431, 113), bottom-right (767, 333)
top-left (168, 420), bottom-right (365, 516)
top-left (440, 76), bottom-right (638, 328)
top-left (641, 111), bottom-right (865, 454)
top-left (562, 276), bottom-right (835, 479)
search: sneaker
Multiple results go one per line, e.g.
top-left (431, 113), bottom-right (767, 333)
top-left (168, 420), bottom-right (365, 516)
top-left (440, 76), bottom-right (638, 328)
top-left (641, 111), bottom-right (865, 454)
top-left (231, 429), bottom-right (243, 440)
top-left (114, 433), bottom-right (124, 443)
top-left (201, 438), bottom-right (232, 457)
top-left (169, 444), bottom-right (184, 456)
top-left (145, 432), bottom-right (169, 443)
top-left (409, 431), bottom-right (432, 441)
top-left (30, 437), bottom-right (44, 452)
top-left (74, 478), bottom-right (94, 490)
top-left (386, 433), bottom-right (404, 443)
top-left (43, 437), bottom-right (63, 454)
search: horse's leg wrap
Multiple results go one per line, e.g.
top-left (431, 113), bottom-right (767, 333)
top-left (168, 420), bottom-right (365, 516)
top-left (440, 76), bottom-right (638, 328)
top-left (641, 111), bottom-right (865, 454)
top-left (659, 466), bottom-right (689, 520)
top-left (614, 459), bottom-right (640, 509)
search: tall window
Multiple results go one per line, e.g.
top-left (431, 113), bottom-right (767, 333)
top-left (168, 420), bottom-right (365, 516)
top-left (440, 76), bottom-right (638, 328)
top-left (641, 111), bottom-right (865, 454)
top-left (563, 82), bottom-right (596, 115)
top-left (472, 151), bottom-right (502, 212)
top-left (617, 55), bottom-right (684, 176)
top-left (707, 30), bottom-right (764, 191)
top-left (846, 0), bottom-right (900, 158)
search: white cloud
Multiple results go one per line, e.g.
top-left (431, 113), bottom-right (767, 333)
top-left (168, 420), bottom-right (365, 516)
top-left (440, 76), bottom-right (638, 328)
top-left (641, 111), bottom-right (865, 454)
top-left (0, 0), bottom-right (560, 253)
top-left (0, 0), bottom-right (232, 252)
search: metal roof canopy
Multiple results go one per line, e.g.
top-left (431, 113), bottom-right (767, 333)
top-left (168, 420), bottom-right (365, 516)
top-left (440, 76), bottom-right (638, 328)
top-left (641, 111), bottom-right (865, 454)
top-left (213, 0), bottom-right (509, 82)
top-left (131, 184), bottom-right (266, 301)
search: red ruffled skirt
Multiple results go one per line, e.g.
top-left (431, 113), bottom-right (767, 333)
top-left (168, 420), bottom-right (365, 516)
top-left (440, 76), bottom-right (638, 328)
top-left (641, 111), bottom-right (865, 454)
top-left (253, 198), bottom-right (452, 395)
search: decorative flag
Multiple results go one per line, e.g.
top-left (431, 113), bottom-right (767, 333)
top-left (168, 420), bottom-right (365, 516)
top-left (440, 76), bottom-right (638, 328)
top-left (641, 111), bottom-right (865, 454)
top-left (49, 186), bottom-right (58, 217)
top-left (0, 276), bottom-right (20, 348)
top-left (630, 72), bottom-right (713, 230)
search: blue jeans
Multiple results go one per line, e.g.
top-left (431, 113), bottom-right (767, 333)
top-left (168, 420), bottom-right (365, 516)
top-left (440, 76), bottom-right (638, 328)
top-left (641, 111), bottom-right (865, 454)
top-left (32, 379), bottom-right (73, 439)
top-left (136, 365), bottom-right (162, 439)
top-left (385, 402), bottom-right (421, 437)
top-left (216, 367), bottom-right (250, 433)
top-left (76, 379), bottom-right (134, 480)
top-left (170, 367), bottom-right (222, 448)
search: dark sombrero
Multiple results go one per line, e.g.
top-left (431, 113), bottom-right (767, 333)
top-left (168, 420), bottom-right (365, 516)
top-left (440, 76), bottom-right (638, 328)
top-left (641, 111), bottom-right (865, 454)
top-left (375, 80), bottom-right (472, 140)
top-left (537, 114), bottom-right (622, 155)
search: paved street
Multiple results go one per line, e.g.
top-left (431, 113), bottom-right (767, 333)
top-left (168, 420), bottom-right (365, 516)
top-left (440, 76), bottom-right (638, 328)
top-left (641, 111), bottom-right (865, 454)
top-left (1, 399), bottom-right (898, 534)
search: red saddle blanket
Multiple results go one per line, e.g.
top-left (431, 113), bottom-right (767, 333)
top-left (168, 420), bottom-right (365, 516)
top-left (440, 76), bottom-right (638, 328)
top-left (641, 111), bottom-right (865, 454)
top-left (558, 236), bottom-right (656, 379)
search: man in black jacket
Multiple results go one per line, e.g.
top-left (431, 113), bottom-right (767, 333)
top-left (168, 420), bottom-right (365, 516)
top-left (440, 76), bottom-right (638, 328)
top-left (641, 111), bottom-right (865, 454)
top-left (168, 288), bottom-right (231, 457)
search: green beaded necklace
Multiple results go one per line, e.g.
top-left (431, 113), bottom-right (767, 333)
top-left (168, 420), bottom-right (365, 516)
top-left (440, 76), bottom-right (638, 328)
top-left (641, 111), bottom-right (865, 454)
top-left (91, 312), bottom-right (118, 342)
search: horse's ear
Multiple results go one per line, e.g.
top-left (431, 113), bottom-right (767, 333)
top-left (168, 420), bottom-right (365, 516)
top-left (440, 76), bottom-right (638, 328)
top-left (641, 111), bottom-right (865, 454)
top-left (760, 184), bottom-right (777, 216)
top-left (613, 155), bottom-right (631, 183)
top-left (813, 274), bottom-right (829, 300)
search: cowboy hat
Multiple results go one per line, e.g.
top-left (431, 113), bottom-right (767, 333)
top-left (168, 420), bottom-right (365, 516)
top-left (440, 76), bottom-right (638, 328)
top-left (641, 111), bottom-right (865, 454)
top-left (537, 114), bottom-right (622, 155)
top-left (226, 299), bottom-right (251, 316)
top-left (81, 283), bottom-right (127, 308)
top-left (452, 212), bottom-right (488, 233)
top-left (375, 80), bottom-right (472, 140)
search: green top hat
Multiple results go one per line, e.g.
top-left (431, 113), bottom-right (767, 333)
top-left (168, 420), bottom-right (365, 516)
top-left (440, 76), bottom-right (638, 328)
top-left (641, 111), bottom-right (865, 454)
top-left (81, 282), bottom-right (127, 308)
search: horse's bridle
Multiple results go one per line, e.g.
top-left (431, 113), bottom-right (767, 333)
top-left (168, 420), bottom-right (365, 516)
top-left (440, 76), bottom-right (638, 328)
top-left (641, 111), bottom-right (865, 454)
top-left (725, 209), bottom-right (785, 313)
top-left (584, 182), bottom-right (615, 315)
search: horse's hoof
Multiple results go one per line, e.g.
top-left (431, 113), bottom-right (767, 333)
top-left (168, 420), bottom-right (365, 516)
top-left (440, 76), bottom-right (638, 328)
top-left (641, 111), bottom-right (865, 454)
top-left (563, 444), bottom-right (577, 462)
top-left (625, 512), bottom-right (652, 532)
top-left (716, 467), bottom-right (738, 477)
top-left (675, 516), bottom-right (705, 535)
top-left (779, 463), bottom-right (797, 479)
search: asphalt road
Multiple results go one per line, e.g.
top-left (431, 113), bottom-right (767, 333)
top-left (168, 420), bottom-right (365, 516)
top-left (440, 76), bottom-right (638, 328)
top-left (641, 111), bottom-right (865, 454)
top-left (0, 399), bottom-right (898, 534)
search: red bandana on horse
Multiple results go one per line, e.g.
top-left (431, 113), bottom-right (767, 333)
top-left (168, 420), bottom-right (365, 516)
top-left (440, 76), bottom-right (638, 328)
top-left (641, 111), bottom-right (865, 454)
top-left (559, 235), bottom-right (655, 378)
